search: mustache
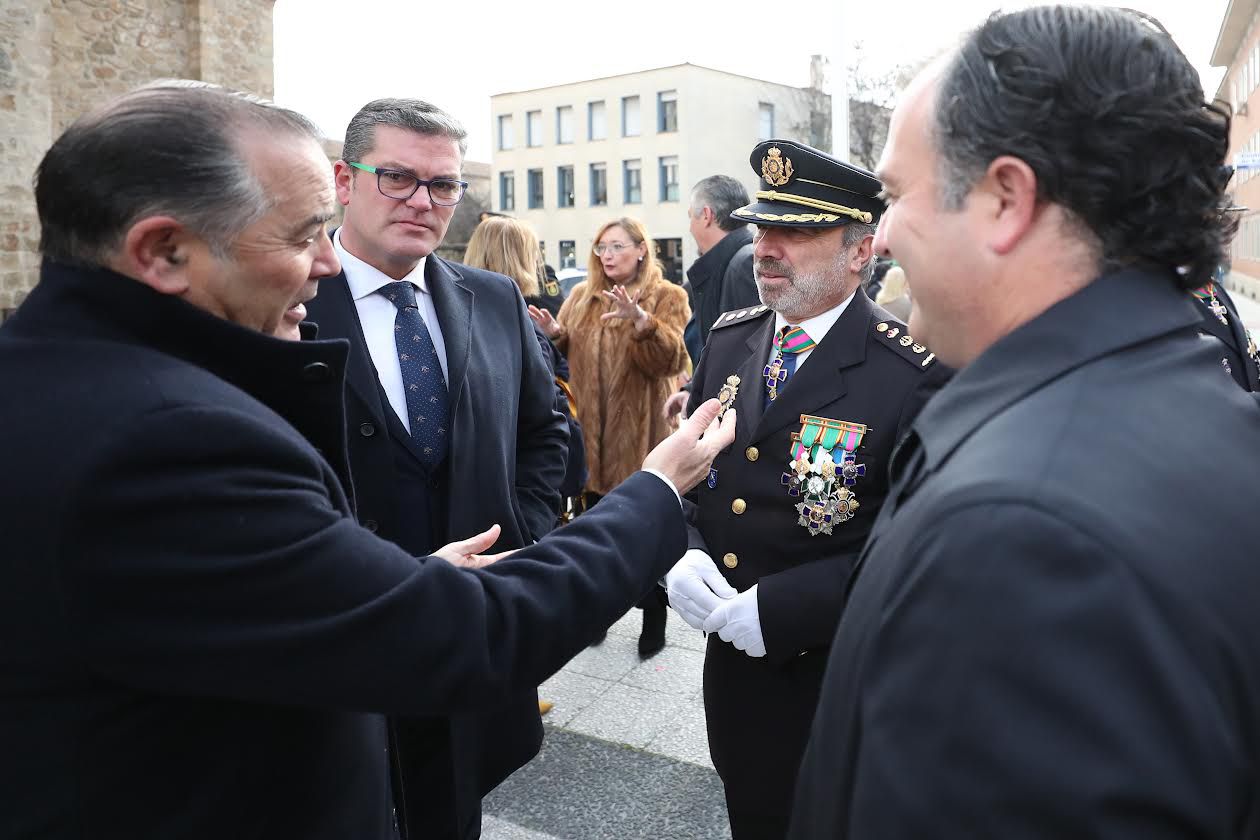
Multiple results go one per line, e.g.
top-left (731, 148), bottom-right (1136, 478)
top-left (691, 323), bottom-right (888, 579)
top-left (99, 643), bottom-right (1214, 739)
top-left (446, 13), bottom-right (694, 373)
top-left (755, 259), bottom-right (794, 279)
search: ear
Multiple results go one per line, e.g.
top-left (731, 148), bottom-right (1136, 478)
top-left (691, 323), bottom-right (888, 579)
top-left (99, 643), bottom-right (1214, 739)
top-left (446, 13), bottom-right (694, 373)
top-left (334, 159), bottom-right (355, 207)
top-left (848, 232), bottom-right (874, 277)
top-left (108, 216), bottom-right (197, 296)
top-left (979, 155), bottom-right (1038, 255)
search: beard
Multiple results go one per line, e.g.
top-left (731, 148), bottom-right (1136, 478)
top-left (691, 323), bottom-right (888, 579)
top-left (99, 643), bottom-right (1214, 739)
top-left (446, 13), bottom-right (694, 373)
top-left (754, 256), bottom-right (845, 321)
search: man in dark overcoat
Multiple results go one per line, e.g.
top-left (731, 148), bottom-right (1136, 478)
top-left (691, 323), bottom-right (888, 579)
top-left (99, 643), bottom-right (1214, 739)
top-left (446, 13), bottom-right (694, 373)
top-left (789, 7), bottom-right (1260, 837)
top-left (0, 81), bottom-right (734, 840)
top-left (304, 98), bottom-right (567, 839)
top-left (664, 140), bottom-right (947, 838)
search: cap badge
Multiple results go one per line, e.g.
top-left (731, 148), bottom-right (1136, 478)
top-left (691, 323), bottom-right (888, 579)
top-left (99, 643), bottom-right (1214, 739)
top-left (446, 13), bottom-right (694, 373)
top-left (761, 146), bottom-right (794, 187)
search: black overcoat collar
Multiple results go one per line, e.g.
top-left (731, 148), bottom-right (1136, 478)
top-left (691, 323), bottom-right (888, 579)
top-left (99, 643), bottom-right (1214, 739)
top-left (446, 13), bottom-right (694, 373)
top-left (913, 267), bottom-right (1202, 472)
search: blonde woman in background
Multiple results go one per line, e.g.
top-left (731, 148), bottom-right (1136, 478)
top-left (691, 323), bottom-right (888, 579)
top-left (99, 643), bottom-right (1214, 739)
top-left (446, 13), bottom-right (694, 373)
top-left (464, 216), bottom-right (589, 711)
top-left (529, 216), bottom-right (690, 658)
top-left (875, 265), bottom-right (913, 321)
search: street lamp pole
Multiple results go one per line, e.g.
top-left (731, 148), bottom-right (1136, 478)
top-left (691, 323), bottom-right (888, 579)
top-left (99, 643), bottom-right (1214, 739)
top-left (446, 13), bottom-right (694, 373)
top-left (833, 0), bottom-right (850, 159)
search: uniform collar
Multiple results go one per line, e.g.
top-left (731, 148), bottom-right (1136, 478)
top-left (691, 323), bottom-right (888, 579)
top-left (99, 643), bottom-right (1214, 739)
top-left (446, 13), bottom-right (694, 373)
top-left (773, 289), bottom-right (857, 346)
top-left (913, 267), bottom-right (1202, 472)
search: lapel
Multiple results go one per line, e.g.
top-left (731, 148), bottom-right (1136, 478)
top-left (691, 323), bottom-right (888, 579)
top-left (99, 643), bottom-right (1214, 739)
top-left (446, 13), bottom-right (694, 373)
top-left (728, 316), bottom-right (776, 444)
top-left (311, 271), bottom-right (390, 427)
top-left (751, 291), bottom-right (874, 443)
top-left (426, 256), bottom-right (474, 415)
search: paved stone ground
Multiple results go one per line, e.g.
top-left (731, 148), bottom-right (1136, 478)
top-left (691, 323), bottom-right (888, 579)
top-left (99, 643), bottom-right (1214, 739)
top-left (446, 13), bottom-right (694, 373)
top-left (482, 609), bottom-right (732, 840)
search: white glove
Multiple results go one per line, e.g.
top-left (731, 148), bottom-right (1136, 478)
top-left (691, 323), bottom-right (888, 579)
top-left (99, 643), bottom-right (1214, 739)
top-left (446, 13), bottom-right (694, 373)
top-left (664, 549), bottom-right (738, 630)
top-left (702, 584), bottom-right (766, 657)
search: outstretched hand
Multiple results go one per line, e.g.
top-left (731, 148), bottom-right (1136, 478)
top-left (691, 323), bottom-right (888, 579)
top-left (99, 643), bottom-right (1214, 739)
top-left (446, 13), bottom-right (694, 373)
top-left (642, 398), bottom-right (736, 494)
top-left (433, 524), bottom-right (515, 569)
top-left (528, 305), bottom-right (562, 339)
top-left (600, 285), bottom-right (647, 327)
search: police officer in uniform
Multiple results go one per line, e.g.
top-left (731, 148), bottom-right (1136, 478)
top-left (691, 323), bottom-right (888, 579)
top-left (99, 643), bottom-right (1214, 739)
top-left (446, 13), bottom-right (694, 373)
top-left (663, 139), bottom-right (949, 838)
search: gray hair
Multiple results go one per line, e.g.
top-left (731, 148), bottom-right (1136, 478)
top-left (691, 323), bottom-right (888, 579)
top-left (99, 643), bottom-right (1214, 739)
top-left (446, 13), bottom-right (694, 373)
top-left (36, 80), bottom-right (320, 265)
top-left (690, 175), bottom-right (750, 232)
top-left (342, 98), bottom-right (469, 164)
top-left (843, 222), bottom-right (877, 285)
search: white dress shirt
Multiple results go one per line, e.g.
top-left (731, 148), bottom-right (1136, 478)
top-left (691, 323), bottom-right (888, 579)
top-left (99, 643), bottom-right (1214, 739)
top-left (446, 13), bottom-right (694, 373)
top-left (766, 290), bottom-right (857, 371)
top-left (333, 229), bottom-right (449, 434)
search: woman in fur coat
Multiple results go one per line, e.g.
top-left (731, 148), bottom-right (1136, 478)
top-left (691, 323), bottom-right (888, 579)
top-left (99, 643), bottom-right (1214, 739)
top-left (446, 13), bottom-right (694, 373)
top-left (530, 217), bottom-right (691, 657)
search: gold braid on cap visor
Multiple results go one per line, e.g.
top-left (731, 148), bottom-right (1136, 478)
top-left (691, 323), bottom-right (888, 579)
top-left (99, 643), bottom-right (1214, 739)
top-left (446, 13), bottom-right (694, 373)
top-left (752, 190), bottom-right (874, 224)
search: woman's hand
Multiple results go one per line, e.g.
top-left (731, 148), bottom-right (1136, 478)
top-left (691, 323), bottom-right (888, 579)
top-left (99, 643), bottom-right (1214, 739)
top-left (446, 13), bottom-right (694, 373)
top-left (600, 285), bottom-right (649, 331)
top-left (528, 305), bottom-right (562, 339)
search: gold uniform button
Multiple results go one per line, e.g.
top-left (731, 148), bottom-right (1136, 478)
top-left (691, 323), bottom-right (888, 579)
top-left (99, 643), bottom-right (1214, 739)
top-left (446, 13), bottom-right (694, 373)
top-left (732, 498), bottom-right (747, 515)
top-left (745, 446), bottom-right (759, 462)
top-left (723, 553), bottom-right (739, 569)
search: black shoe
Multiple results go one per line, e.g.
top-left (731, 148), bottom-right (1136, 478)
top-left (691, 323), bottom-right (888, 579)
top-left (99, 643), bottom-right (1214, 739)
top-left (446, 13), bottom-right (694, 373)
top-left (589, 628), bottom-right (607, 646)
top-left (637, 606), bottom-right (667, 659)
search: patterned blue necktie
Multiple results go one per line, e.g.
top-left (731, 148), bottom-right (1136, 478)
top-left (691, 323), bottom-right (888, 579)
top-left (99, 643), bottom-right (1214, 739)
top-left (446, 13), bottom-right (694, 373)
top-left (378, 281), bottom-right (448, 467)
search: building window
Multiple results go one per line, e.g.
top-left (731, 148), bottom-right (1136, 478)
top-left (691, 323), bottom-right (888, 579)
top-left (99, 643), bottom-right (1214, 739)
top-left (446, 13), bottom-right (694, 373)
top-left (656, 238), bottom-right (683, 283)
top-left (498, 114), bottom-right (514, 150)
top-left (557, 165), bottom-right (575, 208)
top-left (589, 100), bottom-right (606, 140)
top-left (527, 168), bottom-right (544, 209)
top-left (556, 105), bottom-right (574, 144)
top-left (622, 95), bottom-right (640, 137)
top-left (659, 155), bottom-right (679, 202)
top-left (624, 159), bottom-right (642, 204)
top-left (526, 110), bottom-right (542, 147)
top-left (658, 90), bottom-right (678, 132)
top-left (758, 103), bottom-right (775, 140)
top-left (499, 171), bottom-right (515, 212)
top-left (590, 162), bottom-right (608, 206)
top-left (559, 240), bottom-right (576, 269)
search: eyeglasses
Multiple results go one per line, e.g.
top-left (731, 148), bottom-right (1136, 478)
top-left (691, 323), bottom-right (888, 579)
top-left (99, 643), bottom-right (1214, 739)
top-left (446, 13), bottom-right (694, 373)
top-left (593, 242), bottom-right (633, 256)
top-left (348, 162), bottom-right (469, 206)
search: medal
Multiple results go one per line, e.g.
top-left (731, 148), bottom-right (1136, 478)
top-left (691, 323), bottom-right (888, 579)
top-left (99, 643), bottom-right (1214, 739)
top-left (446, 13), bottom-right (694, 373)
top-left (1193, 283), bottom-right (1229, 325)
top-left (780, 415), bottom-right (869, 536)
top-left (717, 374), bottom-right (740, 416)
top-left (763, 355), bottom-right (788, 402)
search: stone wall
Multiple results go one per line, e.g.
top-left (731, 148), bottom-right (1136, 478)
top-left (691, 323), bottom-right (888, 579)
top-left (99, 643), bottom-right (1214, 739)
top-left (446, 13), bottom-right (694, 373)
top-left (0, 0), bottom-right (275, 316)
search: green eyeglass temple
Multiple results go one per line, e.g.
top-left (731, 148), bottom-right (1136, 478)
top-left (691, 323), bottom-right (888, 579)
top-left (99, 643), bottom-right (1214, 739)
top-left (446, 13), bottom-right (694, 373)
top-left (347, 162), bottom-right (469, 206)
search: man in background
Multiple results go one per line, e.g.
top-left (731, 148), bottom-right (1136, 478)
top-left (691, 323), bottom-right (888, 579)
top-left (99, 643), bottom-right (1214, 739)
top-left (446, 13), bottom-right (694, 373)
top-left (304, 98), bottom-right (567, 839)
top-left (666, 175), bottom-right (760, 420)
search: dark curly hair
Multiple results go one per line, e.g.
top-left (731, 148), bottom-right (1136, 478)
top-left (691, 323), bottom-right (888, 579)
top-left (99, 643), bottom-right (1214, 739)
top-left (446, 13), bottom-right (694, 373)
top-left (934, 5), bottom-right (1236, 289)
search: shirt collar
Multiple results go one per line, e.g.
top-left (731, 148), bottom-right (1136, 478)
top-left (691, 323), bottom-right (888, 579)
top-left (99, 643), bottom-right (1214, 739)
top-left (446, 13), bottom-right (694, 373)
top-left (333, 228), bottom-right (428, 301)
top-left (773, 289), bottom-right (857, 345)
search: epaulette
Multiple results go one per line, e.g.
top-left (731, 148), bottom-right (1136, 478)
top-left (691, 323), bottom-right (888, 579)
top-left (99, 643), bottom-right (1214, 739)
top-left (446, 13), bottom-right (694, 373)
top-left (710, 304), bottom-right (772, 331)
top-left (872, 320), bottom-right (937, 370)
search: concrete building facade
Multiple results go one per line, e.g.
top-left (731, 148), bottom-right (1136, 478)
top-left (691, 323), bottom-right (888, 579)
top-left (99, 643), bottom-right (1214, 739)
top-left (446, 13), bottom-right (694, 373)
top-left (1213, 0), bottom-right (1260, 301)
top-left (490, 63), bottom-right (829, 281)
top-left (0, 0), bottom-right (277, 318)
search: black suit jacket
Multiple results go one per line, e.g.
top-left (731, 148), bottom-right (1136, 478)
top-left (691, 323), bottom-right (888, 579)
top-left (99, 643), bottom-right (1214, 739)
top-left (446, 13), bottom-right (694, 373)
top-left (0, 261), bottom-right (684, 840)
top-left (789, 268), bottom-right (1260, 838)
top-left (305, 254), bottom-right (568, 836)
top-left (306, 254), bottom-right (567, 550)
top-left (683, 291), bottom-right (947, 816)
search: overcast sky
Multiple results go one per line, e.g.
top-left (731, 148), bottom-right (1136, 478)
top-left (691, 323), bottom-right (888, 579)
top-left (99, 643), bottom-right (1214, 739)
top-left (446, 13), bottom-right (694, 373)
top-left (274, 0), bottom-right (1232, 163)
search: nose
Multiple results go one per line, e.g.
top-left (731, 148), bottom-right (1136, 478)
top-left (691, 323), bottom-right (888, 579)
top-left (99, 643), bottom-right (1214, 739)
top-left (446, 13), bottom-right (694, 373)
top-left (752, 229), bottom-right (781, 261)
top-left (404, 185), bottom-right (434, 212)
top-left (311, 229), bottom-right (341, 279)
top-left (872, 220), bottom-right (891, 259)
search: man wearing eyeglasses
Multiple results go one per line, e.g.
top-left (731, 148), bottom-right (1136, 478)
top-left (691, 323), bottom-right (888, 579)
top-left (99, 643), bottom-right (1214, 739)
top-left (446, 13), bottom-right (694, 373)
top-left (304, 99), bottom-right (567, 840)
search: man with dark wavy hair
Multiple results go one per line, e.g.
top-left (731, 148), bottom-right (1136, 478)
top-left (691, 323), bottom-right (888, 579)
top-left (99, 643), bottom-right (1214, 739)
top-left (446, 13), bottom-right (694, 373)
top-left (790, 6), bottom-right (1260, 838)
